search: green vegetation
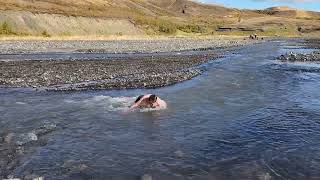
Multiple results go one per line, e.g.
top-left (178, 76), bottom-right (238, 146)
top-left (134, 16), bottom-right (177, 34)
top-left (0, 21), bottom-right (15, 35)
top-left (133, 16), bottom-right (214, 35)
top-left (177, 24), bottom-right (207, 34)
top-left (59, 32), bottom-right (72, 36)
top-left (41, 30), bottom-right (51, 37)
top-left (210, 26), bottom-right (299, 37)
top-left (116, 32), bottom-right (123, 36)
top-left (296, 17), bottom-right (320, 20)
top-left (261, 26), bottom-right (298, 37)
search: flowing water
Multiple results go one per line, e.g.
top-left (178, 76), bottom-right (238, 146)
top-left (1, 40), bottom-right (320, 179)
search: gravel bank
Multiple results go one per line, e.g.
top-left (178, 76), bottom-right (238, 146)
top-left (304, 39), bottom-right (320, 49)
top-left (0, 39), bottom-right (261, 91)
top-left (0, 38), bottom-right (256, 54)
top-left (277, 51), bottom-right (320, 62)
top-left (0, 54), bottom-right (219, 91)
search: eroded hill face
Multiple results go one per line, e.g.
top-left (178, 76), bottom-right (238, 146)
top-left (260, 6), bottom-right (320, 19)
top-left (0, 0), bottom-right (319, 37)
top-left (0, 0), bottom-right (238, 17)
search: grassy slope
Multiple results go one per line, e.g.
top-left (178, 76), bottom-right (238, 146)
top-left (0, 0), bottom-right (319, 37)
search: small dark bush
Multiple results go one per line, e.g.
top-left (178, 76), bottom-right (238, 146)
top-left (0, 21), bottom-right (15, 35)
top-left (41, 30), bottom-right (51, 37)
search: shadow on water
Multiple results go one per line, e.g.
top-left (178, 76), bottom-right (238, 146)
top-left (1, 39), bottom-right (320, 179)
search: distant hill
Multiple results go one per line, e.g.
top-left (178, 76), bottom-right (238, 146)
top-left (0, 0), bottom-right (239, 17)
top-left (0, 0), bottom-right (319, 37)
top-left (259, 6), bottom-right (320, 19)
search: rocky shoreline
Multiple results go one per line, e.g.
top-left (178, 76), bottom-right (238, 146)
top-left (277, 51), bottom-right (320, 62)
top-left (0, 123), bottom-right (56, 180)
top-left (0, 38), bottom-right (255, 54)
top-left (304, 39), bottom-right (320, 49)
top-left (0, 54), bottom-right (219, 91)
top-left (0, 38), bottom-right (261, 91)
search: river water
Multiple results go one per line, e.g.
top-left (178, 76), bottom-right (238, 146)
top-left (1, 40), bottom-right (320, 179)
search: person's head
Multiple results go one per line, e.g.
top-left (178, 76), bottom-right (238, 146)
top-left (148, 94), bottom-right (157, 103)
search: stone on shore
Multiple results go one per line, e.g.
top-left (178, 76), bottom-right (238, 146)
top-left (277, 51), bottom-right (320, 62)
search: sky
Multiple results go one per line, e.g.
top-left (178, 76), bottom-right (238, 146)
top-left (200, 0), bottom-right (320, 12)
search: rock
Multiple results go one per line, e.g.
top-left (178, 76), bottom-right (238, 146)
top-left (32, 177), bottom-right (44, 180)
top-left (24, 174), bottom-right (43, 180)
top-left (4, 133), bottom-right (15, 144)
top-left (141, 174), bottom-right (152, 180)
top-left (174, 150), bottom-right (184, 158)
top-left (277, 51), bottom-right (320, 62)
top-left (15, 146), bottom-right (24, 155)
top-left (33, 123), bottom-right (57, 136)
top-left (0, 40), bottom-right (239, 91)
top-left (260, 173), bottom-right (272, 180)
top-left (14, 132), bottom-right (38, 146)
top-left (4, 175), bottom-right (20, 180)
top-left (4, 132), bottom-right (38, 146)
top-left (78, 164), bottom-right (89, 171)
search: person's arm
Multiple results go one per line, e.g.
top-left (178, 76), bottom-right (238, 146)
top-left (129, 102), bottom-right (140, 111)
top-left (128, 95), bottom-right (149, 111)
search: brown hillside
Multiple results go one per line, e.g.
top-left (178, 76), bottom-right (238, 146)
top-left (0, 0), bottom-right (240, 17)
top-left (0, 0), bottom-right (319, 37)
top-left (258, 6), bottom-right (320, 19)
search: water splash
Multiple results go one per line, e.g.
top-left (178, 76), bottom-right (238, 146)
top-left (64, 96), bottom-right (136, 112)
top-left (64, 95), bottom-right (165, 112)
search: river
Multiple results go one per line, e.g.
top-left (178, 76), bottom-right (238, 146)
top-left (1, 39), bottom-right (320, 179)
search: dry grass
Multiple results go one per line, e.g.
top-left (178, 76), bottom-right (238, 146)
top-left (0, 34), bottom-right (251, 41)
top-left (0, 0), bottom-right (319, 38)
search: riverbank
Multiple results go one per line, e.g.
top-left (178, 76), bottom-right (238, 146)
top-left (277, 51), bottom-right (320, 61)
top-left (0, 38), bottom-right (260, 91)
top-left (2, 39), bottom-right (320, 180)
top-left (277, 38), bottom-right (320, 62)
top-left (0, 37), bottom-right (255, 54)
top-left (0, 54), bottom-right (218, 91)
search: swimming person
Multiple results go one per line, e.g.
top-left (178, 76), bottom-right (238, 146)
top-left (129, 94), bottom-right (167, 111)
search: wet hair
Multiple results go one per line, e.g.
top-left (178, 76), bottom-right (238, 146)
top-left (135, 95), bottom-right (144, 103)
top-left (149, 94), bottom-right (157, 103)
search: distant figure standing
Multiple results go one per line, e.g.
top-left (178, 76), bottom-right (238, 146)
top-left (129, 94), bottom-right (167, 111)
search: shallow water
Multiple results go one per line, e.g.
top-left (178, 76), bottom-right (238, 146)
top-left (1, 40), bottom-right (320, 179)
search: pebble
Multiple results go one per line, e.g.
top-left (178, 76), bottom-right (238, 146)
top-left (174, 150), bottom-right (184, 158)
top-left (4, 133), bottom-right (15, 144)
top-left (24, 174), bottom-right (44, 180)
top-left (0, 39), bottom-right (260, 91)
top-left (141, 174), bottom-right (152, 180)
top-left (4, 132), bottom-right (38, 146)
top-left (33, 123), bottom-right (57, 136)
top-left (4, 175), bottom-right (20, 180)
top-left (0, 39), bottom-right (258, 55)
top-left (278, 51), bottom-right (320, 61)
top-left (1, 54), bottom-right (218, 91)
top-left (15, 132), bottom-right (38, 146)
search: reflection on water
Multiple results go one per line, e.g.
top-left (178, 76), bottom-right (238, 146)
top-left (1, 40), bottom-right (320, 179)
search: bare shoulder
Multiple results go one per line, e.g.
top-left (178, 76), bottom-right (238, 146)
top-left (158, 98), bottom-right (167, 108)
